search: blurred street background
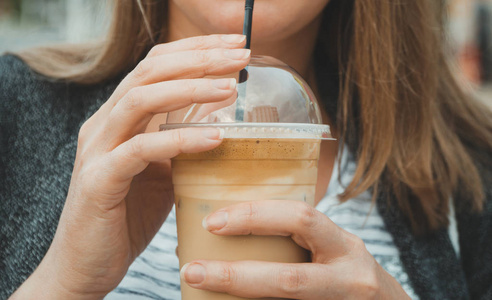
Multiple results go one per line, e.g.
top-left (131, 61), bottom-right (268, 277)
top-left (0, 0), bottom-right (491, 105)
top-left (0, 0), bottom-right (106, 49)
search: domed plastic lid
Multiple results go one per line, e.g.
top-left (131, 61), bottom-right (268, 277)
top-left (162, 56), bottom-right (333, 140)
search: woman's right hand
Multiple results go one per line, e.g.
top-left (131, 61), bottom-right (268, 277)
top-left (11, 34), bottom-right (250, 300)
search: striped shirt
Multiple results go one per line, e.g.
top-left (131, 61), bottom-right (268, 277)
top-left (106, 148), bottom-right (422, 299)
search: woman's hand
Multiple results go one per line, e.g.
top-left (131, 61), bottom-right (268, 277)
top-left (12, 34), bottom-right (250, 299)
top-left (181, 200), bottom-right (411, 299)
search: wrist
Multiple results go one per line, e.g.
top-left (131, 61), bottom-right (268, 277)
top-left (11, 249), bottom-right (106, 300)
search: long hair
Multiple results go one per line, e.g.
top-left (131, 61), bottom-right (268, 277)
top-left (15, 0), bottom-right (492, 235)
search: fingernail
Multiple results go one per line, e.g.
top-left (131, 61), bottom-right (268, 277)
top-left (212, 78), bottom-right (236, 90)
top-left (181, 263), bottom-right (206, 284)
top-left (201, 128), bottom-right (224, 140)
top-left (221, 34), bottom-right (246, 44)
top-left (203, 211), bottom-right (228, 231)
top-left (223, 49), bottom-right (251, 60)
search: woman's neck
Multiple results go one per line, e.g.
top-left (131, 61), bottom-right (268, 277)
top-left (167, 4), bottom-right (323, 79)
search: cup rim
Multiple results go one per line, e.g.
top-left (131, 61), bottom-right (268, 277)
top-left (159, 123), bottom-right (335, 140)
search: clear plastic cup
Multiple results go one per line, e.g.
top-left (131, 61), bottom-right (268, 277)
top-left (160, 56), bottom-right (334, 300)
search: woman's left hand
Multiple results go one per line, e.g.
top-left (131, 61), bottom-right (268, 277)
top-left (180, 200), bottom-right (411, 299)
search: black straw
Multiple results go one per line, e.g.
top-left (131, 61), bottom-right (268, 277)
top-left (243, 0), bottom-right (254, 50)
top-left (236, 0), bottom-right (254, 121)
top-left (238, 0), bottom-right (254, 84)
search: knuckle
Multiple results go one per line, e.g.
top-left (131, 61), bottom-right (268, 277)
top-left (277, 267), bottom-right (307, 296)
top-left (79, 164), bottom-right (102, 198)
top-left (106, 109), bottom-right (119, 129)
top-left (355, 267), bottom-right (380, 298)
top-left (147, 45), bottom-right (162, 57)
top-left (192, 50), bottom-right (209, 66)
top-left (203, 49), bottom-right (223, 74)
top-left (185, 80), bottom-right (200, 104)
top-left (296, 203), bottom-right (318, 229)
top-left (129, 134), bottom-right (145, 158)
top-left (348, 235), bottom-right (368, 255)
top-left (193, 35), bottom-right (209, 49)
top-left (354, 236), bottom-right (367, 250)
top-left (171, 130), bottom-right (186, 152)
top-left (217, 263), bottom-right (237, 291)
top-left (74, 144), bottom-right (91, 169)
top-left (77, 165), bottom-right (91, 187)
top-left (133, 59), bottom-right (152, 80)
top-left (243, 202), bottom-right (259, 223)
top-left (124, 87), bottom-right (144, 112)
top-left (77, 159), bottom-right (124, 209)
top-left (78, 120), bottom-right (91, 145)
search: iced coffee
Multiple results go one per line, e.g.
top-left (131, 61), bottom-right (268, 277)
top-left (171, 124), bottom-right (326, 300)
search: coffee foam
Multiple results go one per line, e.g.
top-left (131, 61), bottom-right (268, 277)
top-left (174, 138), bottom-right (320, 160)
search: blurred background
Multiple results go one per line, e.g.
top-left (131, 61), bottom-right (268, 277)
top-left (0, 0), bottom-right (106, 48)
top-left (0, 0), bottom-right (491, 105)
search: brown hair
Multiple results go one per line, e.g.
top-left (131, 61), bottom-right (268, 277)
top-left (16, 0), bottom-right (492, 235)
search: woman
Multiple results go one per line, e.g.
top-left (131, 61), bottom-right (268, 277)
top-left (1, 0), bottom-right (491, 299)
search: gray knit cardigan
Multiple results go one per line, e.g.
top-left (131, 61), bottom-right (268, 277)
top-left (0, 55), bottom-right (491, 299)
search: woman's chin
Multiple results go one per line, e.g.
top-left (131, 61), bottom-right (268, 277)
top-left (170, 0), bottom-right (326, 43)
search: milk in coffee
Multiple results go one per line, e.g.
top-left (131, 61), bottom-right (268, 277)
top-left (172, 127), bottom-right (322, 300)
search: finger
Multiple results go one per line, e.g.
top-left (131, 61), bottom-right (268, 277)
top-left (105, 47), bottom-right (250, 112)
top-left (202, 201), bottom-right (353, 259)
top-left (86, 128), bottom-right (223, 210)
top-left (146, 34), bottom-right (246, 58)
top-left (180, 260), bottom-right (333, 300)
top-left (83, 35), bottom-right (245, 128)
top-left (132, 48), bottom-right (250, 84)
top-left (101, 78), bottom-right (236, 150)
top-left (108, 127), bottom-right (223, 181)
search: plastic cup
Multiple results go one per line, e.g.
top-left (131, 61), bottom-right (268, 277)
top-left (161, 56), bottom-right (334, 299)
top-left (161, 123), bottom-right (332, 300)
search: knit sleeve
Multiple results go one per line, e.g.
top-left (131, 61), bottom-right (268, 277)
top-left (0, 54), bottom-right (118, 299)
top-left (0, 55), bottom-right (19, 187)
top-left (0, 55), bottom-right (72, 298)
top-left (0, 55), bottom-right (23, 297)
top-left (455, 150), bottom-right (492, 300)
top-left (0, 54), bottom-right (24, 224)
top-left (0, 54), bottom-right (45, 298)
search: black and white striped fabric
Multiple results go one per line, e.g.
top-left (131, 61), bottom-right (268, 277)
top-left (106, 210), bottom-right (181, 300)
top-left (106, 148), bottom-right (428, 299)
top-left (316, 149), bottom-right (420, 299)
